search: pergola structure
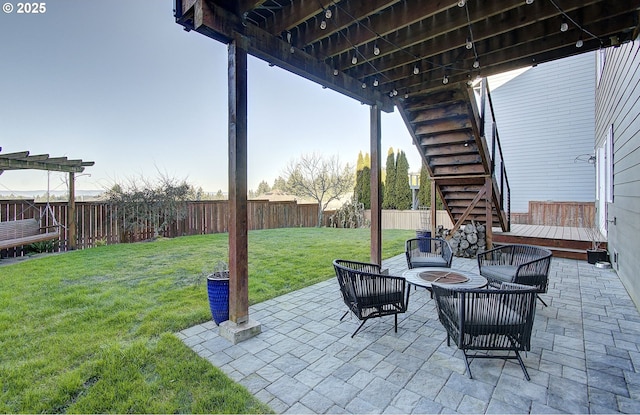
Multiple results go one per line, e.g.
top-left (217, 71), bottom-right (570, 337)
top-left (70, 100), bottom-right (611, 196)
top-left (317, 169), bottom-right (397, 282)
top-left (173, 0), bottom-right (640, 340)
top-left (0, 148), bottom-right (95, 249)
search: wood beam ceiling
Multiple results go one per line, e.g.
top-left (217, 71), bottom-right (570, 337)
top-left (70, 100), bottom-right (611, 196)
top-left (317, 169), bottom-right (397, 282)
top-left (176, 0), bottom-right (640, 107)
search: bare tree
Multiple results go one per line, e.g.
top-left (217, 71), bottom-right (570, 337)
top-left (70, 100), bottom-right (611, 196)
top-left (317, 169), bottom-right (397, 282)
top-left (284, 153), bottom-right (355, 227)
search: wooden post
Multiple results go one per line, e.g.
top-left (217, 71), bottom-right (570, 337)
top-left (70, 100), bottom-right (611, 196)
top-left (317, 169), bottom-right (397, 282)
top-left (370, 105), bottom-right (382, 266)
top-left (68, 172), bottom-right (76, 250)
top-left (431, 179), bottom-right (437, 234)
top-left (485, 176), bottom-right (493, 250)
top-left (228, 37), bottom-right (249, 325)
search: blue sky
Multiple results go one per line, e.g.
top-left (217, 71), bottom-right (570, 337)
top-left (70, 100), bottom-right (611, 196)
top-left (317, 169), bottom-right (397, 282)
top-left (0, 0), bottom-right (422, 194)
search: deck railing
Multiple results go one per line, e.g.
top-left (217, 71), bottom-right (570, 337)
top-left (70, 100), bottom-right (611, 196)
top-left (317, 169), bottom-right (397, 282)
top-left (478, 78), bottom-right (511, 230)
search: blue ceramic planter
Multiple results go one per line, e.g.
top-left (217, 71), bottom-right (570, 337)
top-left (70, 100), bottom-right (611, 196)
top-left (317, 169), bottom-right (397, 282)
top-left (207, 272), bottom-right (229, 325)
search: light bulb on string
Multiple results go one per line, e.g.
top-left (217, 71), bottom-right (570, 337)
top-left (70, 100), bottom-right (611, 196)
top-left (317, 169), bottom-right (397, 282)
top-left (373, 79), bottom-right (379, 87)
top-left (413, 65), bottom-right (420, 75)
top-left (404, 92), bottom-right (409, 99)
top-left (525, 0), bottom-right (534, 4)
top-left (576, 38), bottom-right (583, 48)
top-left (290, 46), bottom-right (294, 53)
top-left (320, 20), bottom-right (326, 30)
top-left (373, 44), bottom-right (380, 56)
top-left (393, 89), bottom-right (398, 96)
top-left (473, 59), bottom-right (480, 69)
top-left (466, 38), bottom-right (473, 49)
top-left (443, 74), bottom-right (449, 84)
top-left (560, 22), bottom-right (568, 32)
top-left (352, 55), bottom-right (358, 65)
top-left (361, 82), bottom-right (366, 89)
top-left (333, 69), bottom-right (339, 76)
top-left (458, 0), bottom-right (466, 7)
top-left (325, 8), bottom-right (332, 19)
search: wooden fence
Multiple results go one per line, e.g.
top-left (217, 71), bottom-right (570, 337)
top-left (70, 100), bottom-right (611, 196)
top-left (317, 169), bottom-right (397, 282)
top-left (364, 209), bottom-right (454, 230)
top-left (0, 199), bottom-right (320, 256)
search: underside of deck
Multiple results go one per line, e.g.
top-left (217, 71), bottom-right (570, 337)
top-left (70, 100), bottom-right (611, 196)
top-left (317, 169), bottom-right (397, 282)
top-left (493, 224), bottom-right (607, 260)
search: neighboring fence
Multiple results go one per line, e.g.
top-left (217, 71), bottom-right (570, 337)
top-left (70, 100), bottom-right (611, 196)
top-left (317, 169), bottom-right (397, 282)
top-left (0, 199), bottom-right (320, 256)
top-left (364, 209), bottom-right (454, 230)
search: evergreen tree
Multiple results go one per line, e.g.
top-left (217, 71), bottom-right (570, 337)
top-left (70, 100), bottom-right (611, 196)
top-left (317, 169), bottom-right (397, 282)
top-left (356, 151), bottom-right (365, 172)
top-left (394, 151), bottom-right (412, 210)
top-left (272, 176), bottom-right (286, 192)
top-left (417, 165), bottom-right (443, 209)
top-left (382, 148), bottom-right (396, 209)
top-left (354, 166), bottom-right (371, 209)
top-left (256, 180), bottom-right (271, 196)
top-left (364, 152), bottom-right (370, 168)
top-left (417, 165), bottom-right (431, 207)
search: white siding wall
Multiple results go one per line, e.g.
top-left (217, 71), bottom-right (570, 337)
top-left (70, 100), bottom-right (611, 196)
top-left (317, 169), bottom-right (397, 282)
top-left (489, 53), bottom-right (596, 214)
top-left (595, 41), bottom-right (640, 309)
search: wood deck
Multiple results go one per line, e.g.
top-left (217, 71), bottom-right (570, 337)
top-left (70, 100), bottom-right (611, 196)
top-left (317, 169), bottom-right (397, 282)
top-left (492, 224), bottom-right (604, 260)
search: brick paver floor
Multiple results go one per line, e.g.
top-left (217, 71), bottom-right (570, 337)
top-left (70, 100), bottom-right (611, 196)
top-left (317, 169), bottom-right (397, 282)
top-left (178, 255), bottom-right (640, 414)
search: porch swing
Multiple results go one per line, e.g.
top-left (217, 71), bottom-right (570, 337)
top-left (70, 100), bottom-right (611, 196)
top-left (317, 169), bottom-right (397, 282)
top-left (0, 172), bottom-right (62, 250)
top-left (0, 148), bottom-right (94, 252)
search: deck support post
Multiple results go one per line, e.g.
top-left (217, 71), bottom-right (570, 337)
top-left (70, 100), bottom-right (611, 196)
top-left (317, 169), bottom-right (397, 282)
top-left (370, 104), bottom-right (382, 266)
top-left (223, 36), bottom-right (260, 342)
top-left (68, 172), bottom-right (76, 250)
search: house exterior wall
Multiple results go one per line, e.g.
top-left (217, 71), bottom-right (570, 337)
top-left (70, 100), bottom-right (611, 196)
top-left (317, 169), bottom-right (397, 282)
top-left (489, 53), bottom-right (596, 215)
top-left (595, 41), bottom-right (640, 308)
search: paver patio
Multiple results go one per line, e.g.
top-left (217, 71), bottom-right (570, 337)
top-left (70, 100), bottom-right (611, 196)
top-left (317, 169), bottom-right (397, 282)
top-left (178, 254), bottom-right (640, 414)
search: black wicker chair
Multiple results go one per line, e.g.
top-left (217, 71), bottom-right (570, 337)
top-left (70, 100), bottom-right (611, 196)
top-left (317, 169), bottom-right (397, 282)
top-left (405, 237), bottom-right (453, 269)
top-left (432, 283), bottom-right (538, 380)
top-left (477, 244), bottom-right (552, 306)
top-left (333, 259), bottom-right (408, 338)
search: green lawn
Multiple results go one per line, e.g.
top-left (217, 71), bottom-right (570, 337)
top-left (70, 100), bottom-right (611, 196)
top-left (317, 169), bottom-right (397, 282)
top-left (0, 227), bottom-right (413, 413)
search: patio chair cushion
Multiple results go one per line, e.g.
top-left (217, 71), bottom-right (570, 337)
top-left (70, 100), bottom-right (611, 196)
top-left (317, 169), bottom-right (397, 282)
top-left (478, 265), bottom-right (518, 283)
top-left (410, 256), bottom-right (449, 268)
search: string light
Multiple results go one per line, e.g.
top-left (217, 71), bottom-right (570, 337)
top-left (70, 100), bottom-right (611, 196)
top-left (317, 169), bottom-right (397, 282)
top-left (352, 55), bottom-right (358, 65)
top-left (373, 79), bottom-right (379, 86)
top-left (473, 59), bottom-right (480, 69)
top-left (373, 44), bottom-right (380, 56)
top-left (560, 21), bottom-right (568, 32)
top-left (525, 0), bottom-right (534, 3)
top-left (457, 0), bottom-right (466, 7)
top-left (325, 8), bottom-right (332, 19)
top-left (576, 38), bottom-right (583, 48)
top-left (413, 65), bottom-right (420, 75)
top-left (466, 38), bottom-right (473, 49)
top-left (333, 69), bottom-right (339, 75)
top-left (442, 74), bottom-right (449, 84)
top-left (320, 20), bottom-right (327, 30)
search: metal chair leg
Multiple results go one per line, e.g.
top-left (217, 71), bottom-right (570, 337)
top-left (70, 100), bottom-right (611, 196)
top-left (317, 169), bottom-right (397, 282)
top-left (339, 311), bottom-right (349, 321)
top-left (351, 320), bottom-right (367, 338)
top-left (537, 294), bottom-right (548, 307)
top-left (514, 350), bottom-right (531, 381)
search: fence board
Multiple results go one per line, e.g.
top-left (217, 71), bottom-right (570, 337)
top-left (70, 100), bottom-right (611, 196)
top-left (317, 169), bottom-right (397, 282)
top-left (0, 199), bottom-right (324, 257)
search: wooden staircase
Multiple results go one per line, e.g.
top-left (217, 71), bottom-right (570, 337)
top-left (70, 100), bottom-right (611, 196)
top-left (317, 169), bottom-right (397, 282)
top-left (398, 79), bottom-right (511, 242)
